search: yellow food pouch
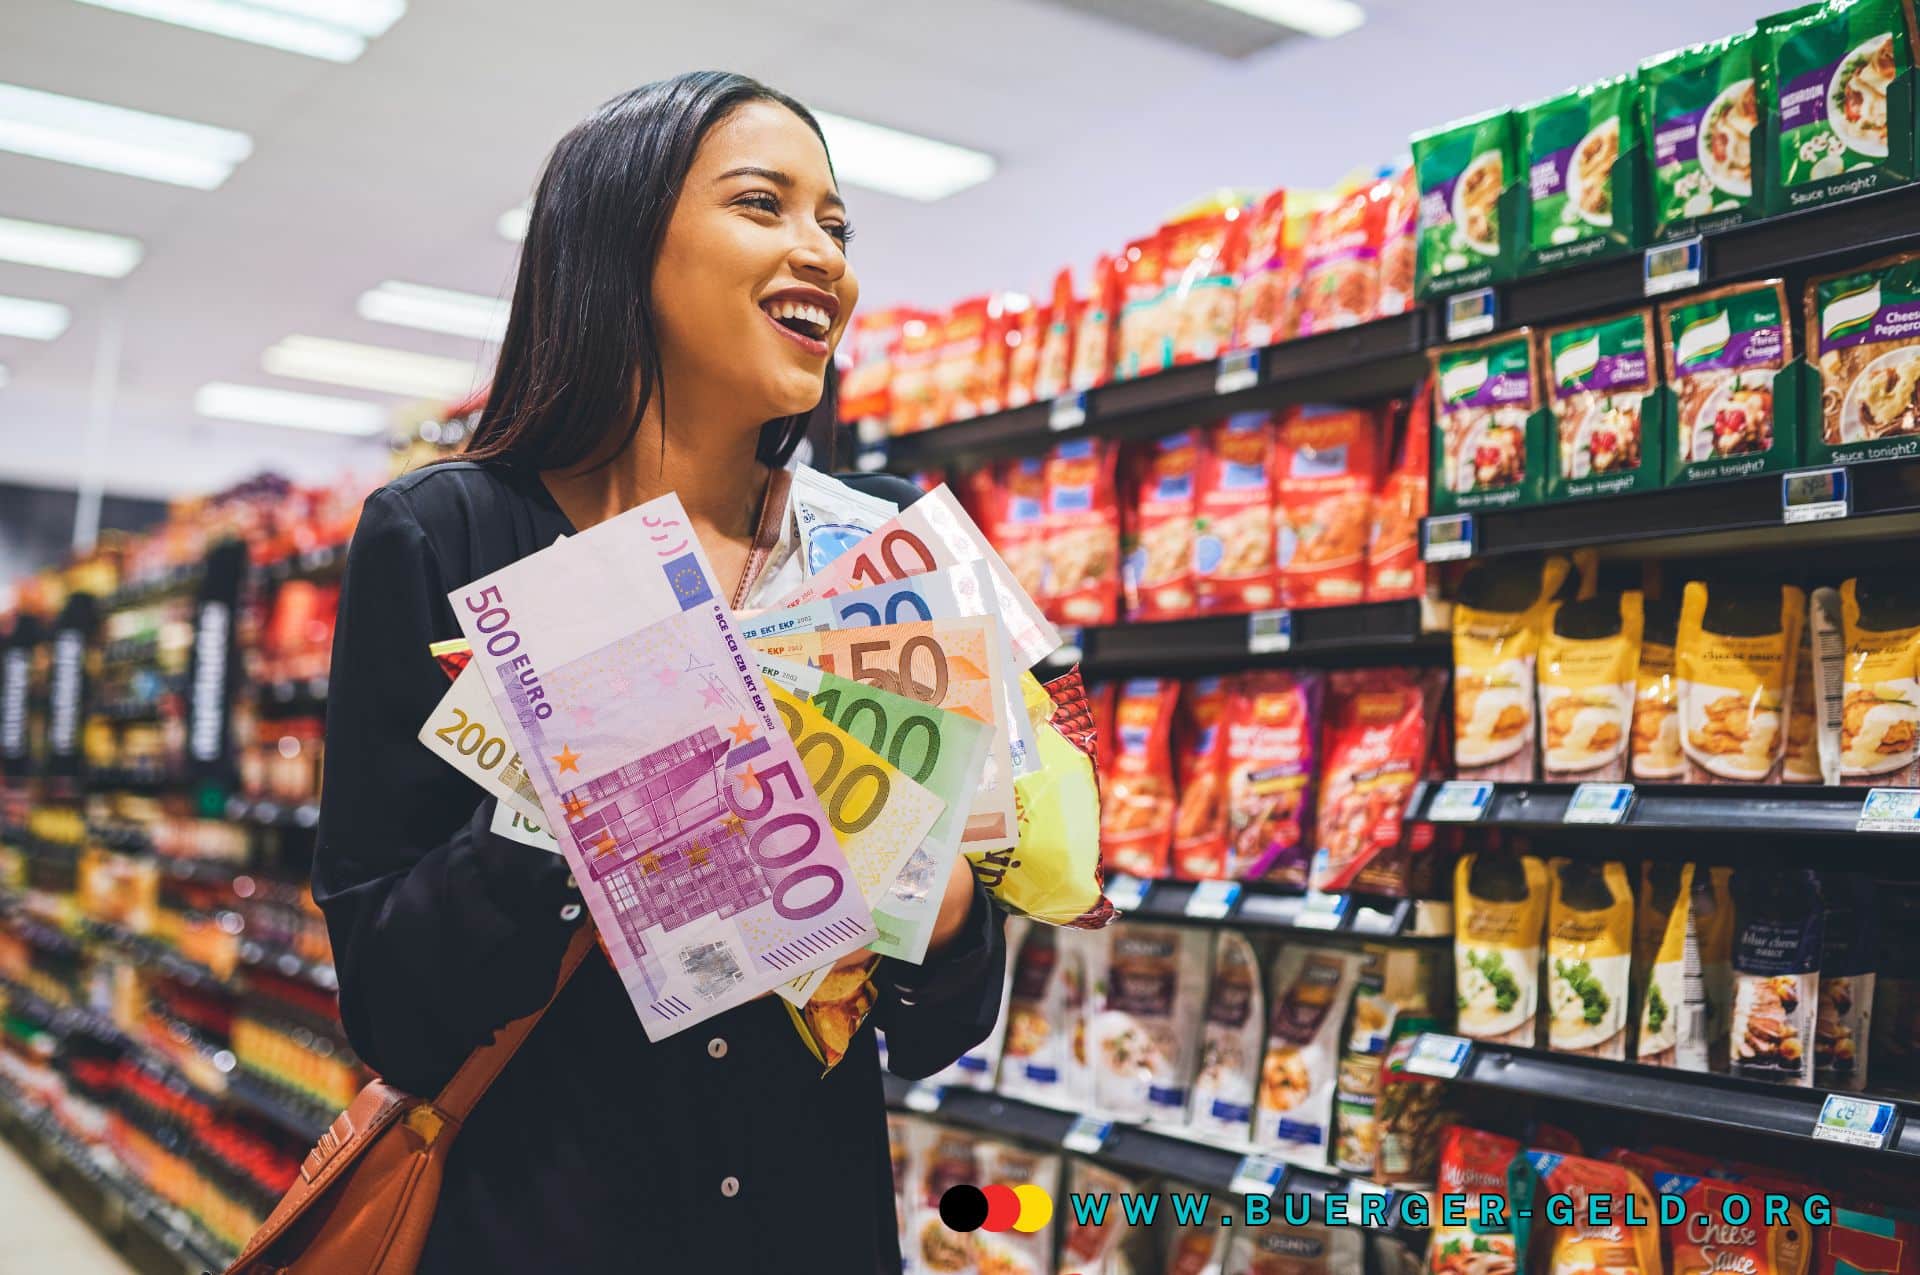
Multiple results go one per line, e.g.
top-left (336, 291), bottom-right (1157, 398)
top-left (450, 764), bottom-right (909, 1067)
top-left (1631, 598), bottom-right (1683, 780)
top-left (1452, 555), bottom-right (1573, 781)
top-left (1839, 574), bottom-right (1920, 786)
top-left (1454, 851), bottom-right (1551, 1046)
top-left (1676, 581), bottom-right (1806, 783)
top-left (1546, 859), bottom-right (1634, 1059)
top-left (1540, 591), bottom-right (1644, 782)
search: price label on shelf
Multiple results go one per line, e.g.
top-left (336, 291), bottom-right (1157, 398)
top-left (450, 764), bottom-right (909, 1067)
top-left (1063, 1116), bottom-right (1115, 1154)
top-left (1444, 287), bottom-right (1497, 340)
top-left (904, 1082), bottom-right (946, 1114)
top-left (1215, 349), bottom-right (1261, 395)
top-left (1229, 1153), bottom-right (1289, 1198)
top-left (1404, 1033), bottom-right (1473, 1079)
top-left (1856, 787), bottom-right (1920, 833)
top-left (1643, 235), bottom-right (1705, 297)
top-left (1105, 873), bottom-right (1151, 913)
top-left (1811, 1094), bottom-right (1896, 1148)
top-left (1427, 780), bottom-right (1494, 822)
top-left (1049, 392), bottom-right (1088, 432)
top-left (1186, 880), bottom-right (1243, 920)
top-left (1564, 783), bottom-right (1635, 825)
top-left (1782, 466), bottom-right (1850, 524)
top-left (1422, 514), bottom-right (1475, 563)
top-left (1247, 609), bottom-right (1293, 654)
top-left (1295, 888), bottom-right (1348, 930)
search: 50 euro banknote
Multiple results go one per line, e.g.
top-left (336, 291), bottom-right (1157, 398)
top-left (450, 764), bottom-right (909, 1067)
top-left (449, 493), bottom-right (874, 1042)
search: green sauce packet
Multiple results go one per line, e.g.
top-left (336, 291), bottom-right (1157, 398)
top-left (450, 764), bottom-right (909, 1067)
top-left (1762, 0), bottom-right (1914, 212)
top-left (1520, 75), bottom-right (1645, 270)
top-left (1412, 108), bottom-right (1519, 298)
top-left (1639, 30), bottom-right (1766, 239)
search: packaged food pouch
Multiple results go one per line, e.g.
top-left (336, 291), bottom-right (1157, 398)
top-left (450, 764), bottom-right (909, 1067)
top-left (1366, 389), bottom-right (1431, 604)
top-left (1763, 0), bottom-right (1910, 206)
top-left (1677, 579), bottom-right (1807, 783)
top-left (1655, 1167), bottom-right (1814, 1275)
top-left (1062, 924), bottom-right (1108, 1105)
top-left (1731, 868), bottom-right (1824, 1085)
top-left (992, 457), bottom-right (1052, 611)
top-left (889, 312), bottom-right (941, 436)
top-left (1222, 670), bottom-right (1324, 884)
top-left (1034, 268), bottom-right (1079, 405)
top-left (836, 309), bottom-right (903, 425)
top-left (1699, 865), bottom-right (1738, 1071)
top-left (1785, 610), bottom-right (1826, 783)
top-left (1639, 32), bottom-right (1763, 240)
top-left (1430, 1126), bottom-right (1523, 1274)
top-left (1000, 921), bottom-right (1074, 1107)
top-left (1540, 591), bottom-right (1645, 782)
top-left (909, 1122), bottom-right (982, 1275)
top-left (974, 1140), bottom-right (1060, 1275)
top-left (1234, 188), bottom-right (1292, 349)
top-left (932, 296), bottom-right (991, 427)
top-left (1123, 430), bottom-right (1203, 621)
top-left (1632, 596), bottom-right (1685, 780)
top-left (1166, 207), bottom-right (1247, 366)
top-left (1333, 986), bottom-right (1432, 1178)
top-left (1544, 309), bottom-right (1661, 499)
top-left (1819, 1206), bottom-right (1920, 1274)
top-left (1043, 439), bottom-right (1122, 627)
top-left (1509, 1150), bottom-right (1663, 1275)
top-left (1070, 253), bottom-right (1120, 393)
top-left (1840, 574), bottom-right (1920, 784)
top-left (1062, 1161), bottom-right (1155, 1274)
top-left (1004, 299), bottom-right (1047, 411)
top-left (1166, 1214), bottom-right (1233, 1275)
top-left (886, 1113), bottom-right (914, 1246)
top-left (1225, 1223), bottom-right (1363, 1275)
top-left (1521, 74), bottom-right (1642, 270)
top-left (1818, 871), bottom-right (1878, 1090)
top-left (1172, 677), bottom-right (1233, 880)
top-left (1116, 232), bottom-right (1170, 381)
top-left (1253, 944), bottom-right (1364, 1162)
top-left (1091, 923), bottom-right (1210, 1123)
top-left (1100, 678), bottom-right (1181, 879)
top-left (1810, 251), bottom-right (1920, 459)
top-left (1375, 1023), bottom-right (1450, 1184)
top-left (1274, 405), bottom-right (1378, 609)
top-left (1195, 413), bottom-right (1281, 615)
top-left (1452, 554), bottom-right (1574, 781)
top-left (1634, 863), bottom-right (1721, 1071)
top-left (1660, 280), bottom-right (1794, 478)
top-left (1454, 850), bottom-right (1551, 1045)
top-left (1376, 166), bottom-right (1419, 319)
top-left (1296, 179), bottom-right (1387, 336)
top-left (1188, 929), bottom-right (1266, 1144)
top-left (1311, 667), bottom-right (1445, 896)
top-left (1546, 858), bottom-right (1635, 1059)
top-left (1432, 329), bottom-right (1542, 512)
top-left (1411, 107), bottom-right (1516, 297)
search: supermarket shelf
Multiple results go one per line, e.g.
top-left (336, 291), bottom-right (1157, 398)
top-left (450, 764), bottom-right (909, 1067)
top-left (103, 568), bottom-right (201, 613)
top-left (237, 939), bottom-right (337, 993)
top-left (1409, 781), bottom-right (1906, 839)
top-left (885, 311), bottom-right (1427, 469)
top-left (1110, 876), bottom-right (1450, 944)
top-left (227, 796), bottom-right (321, 830)
top-left (1441, 1041), bottom-right (1920, 1159)
top-left (79, 920), bottom-right (230, 992)
top-left (256, 676), bottom-right (329, 715)
top-left (225, 1069), bottom-right (333, 1144)
top-left (252, 544), bottom-right (343, 587)
top-left (1057, 598), bottom-right (1447, 679)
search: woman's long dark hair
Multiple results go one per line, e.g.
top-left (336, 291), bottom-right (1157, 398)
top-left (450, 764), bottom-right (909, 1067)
top-left (465, 71), bottom-right (833, 472)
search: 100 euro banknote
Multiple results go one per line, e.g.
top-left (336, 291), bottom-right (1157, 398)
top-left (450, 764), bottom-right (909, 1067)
top-left (450, 494), bottom-right (874, 1041)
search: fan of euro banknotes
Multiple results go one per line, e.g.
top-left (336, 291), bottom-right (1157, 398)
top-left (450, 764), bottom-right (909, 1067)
top-left (416, 478), bottom-right (1114, 1066)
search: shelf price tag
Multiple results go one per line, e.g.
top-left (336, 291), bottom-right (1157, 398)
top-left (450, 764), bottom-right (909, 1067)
top-left (1229, 1152), bottom-right (1289, 1198)
top-left (904, 1082), bottom-right (946, 1113)
top-left (1421, 514), bottom-right (1475, 563)
top-left (1782, 466), bottom-right (1850, 524)
top-left (1105, 873), bottom-right (1151, 913)
top-left (1215, 349), bottom-right (1261, 395)
top-left (1445, 288), bottom-right (1497, 341)
top-left (1811, 1094), bottom-right (1896, 1148)
top-left (1049, 392), bottom-right (1088, 432)
top-left (1643, 235), bottom-right (1705, 297)
top-left (1063, 1116), bottom-right (1115, 1154)
top-left (1856, 787), bottom-right (1920, 832)
top-left (1294, 889), bottom-right (1349, 930)
top-left (1404, 1033), bottom-right (1473, 1079)
top-left (1186, 880), bottom-right (1243, 920)
top-left (1564, 783), bottom-right (1635, 825)
top-left (1427, 781), bottom-right (1494, 822)
top-left (1247, 609), bottom-right (1293, 654)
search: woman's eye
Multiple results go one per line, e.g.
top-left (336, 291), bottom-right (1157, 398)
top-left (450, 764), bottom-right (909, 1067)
top-left (824, 222), bottom-right (855, 247)
top-left (738, 192), bottom-right (780, 215)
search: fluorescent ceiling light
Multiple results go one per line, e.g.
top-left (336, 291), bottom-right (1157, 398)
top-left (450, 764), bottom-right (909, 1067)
top-left (0, 216), bottom-right (144, 278)
top-left (0, 83), bottom-right (253, 188)
top-left (811, 110), bottom-right (994, 202)
top-left (262, 334), bottom-right (480, 400)
top-left (247, 0), bottom-right (404, 35)
top-left (196, 382), bottom-right (387, 435)
top-left (1200, 0), bottom-right (1365, 38)
top-left (497, 205), bottom-right (530, 242)
top-left (74, 1), bottom-right (370, 61)
top-left (357, 281), bottom-right (508, 342)
top-left (0, 295), bottom-right (72, 341)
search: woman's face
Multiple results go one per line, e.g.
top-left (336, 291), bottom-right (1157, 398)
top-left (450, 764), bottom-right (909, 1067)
top-left (653, 99), bottom-right (858, 430)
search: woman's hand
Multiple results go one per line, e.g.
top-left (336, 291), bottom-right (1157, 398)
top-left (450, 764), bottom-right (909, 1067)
top-left (925, 854), bottom-right (979, 955)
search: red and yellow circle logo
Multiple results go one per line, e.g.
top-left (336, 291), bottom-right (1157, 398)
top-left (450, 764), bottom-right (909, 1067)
top-left (939, 1183), bottom-right (1053, 1233)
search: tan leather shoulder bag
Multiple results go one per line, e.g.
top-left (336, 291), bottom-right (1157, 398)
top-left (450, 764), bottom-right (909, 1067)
top-left (226, 927), bottom-right (596, 1275)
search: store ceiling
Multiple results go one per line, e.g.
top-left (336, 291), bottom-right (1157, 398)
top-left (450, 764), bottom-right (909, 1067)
top-left (0, 0), bottom-right (1758, 502)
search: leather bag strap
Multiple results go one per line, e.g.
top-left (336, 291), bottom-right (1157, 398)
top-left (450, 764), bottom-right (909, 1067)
top-left (433, 925), bottom-right (597, 1120)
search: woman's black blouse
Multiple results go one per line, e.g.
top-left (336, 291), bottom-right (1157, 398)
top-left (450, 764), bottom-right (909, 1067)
top-left (312, 461), bottom-right (1006, 1274)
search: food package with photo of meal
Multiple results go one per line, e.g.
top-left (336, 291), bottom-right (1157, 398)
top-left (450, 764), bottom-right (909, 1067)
top-left (1377, 165), bottom-right (1419, 320)
top-left (907, 1121), bottom-right (983, 1275)
top-left (1115, 232), bottom-right (1171, 381)
top-left (971, 458), bottom-right (1051, 615)
top-left (1761, 0), bottom-right (1914, 214)
top-left (1431, 330), bottom-right (1545, 513)
top-left (1817, 872), bottom-right (1879, 1091)
top-left (1165, 202), bottom-right (1249, 367)
top-left (1222, 671), bottom-right (1324, 885)
top-left (1252, 944), bottom-right (1365, 1162)
top-left (1428, 1127), bottom-right (1523, 1275)
top-left (1089, 924), bottom-right (1210, 1124)
top-left (1731, 868), bottom-right (1825, 1086)
top-left (1454, 850), bottom-right (1551, 1046)
top-left (888, 311), bottom-right (942, 436)
top-left (1310, 667), bottom-right (1446, 897)
top-left (1840, 574), bottom-right (1920, 785)
top-left (1296, 177), bottom-right (1389, 337)
top-left (1224, 1223), bottom-right (1364, 1275)
top-left (1003, 297), bottom-right (1048, 411)
top-left (1233, 188), bottom-right (1299, 350)
top-left (1060, 1161), bottom-right (1158, 1275)
top-left (1366, 390), bottom-right (1431, 604)
top-left (1274, 405), bottom-right (1379, 609)
top-left (1630, 596), bottom-right (1685, 780)
top-left (1520, 73), bottom-right (1645, 272)
top-left (1042, 438), bottom-right (1121, 627)
top-left (1187, 929), bottom-right (1265, 1145)
top-left (1195, 412), bottom-right (1281, 614)
top-left (1172, 677), bottom-right (1233, 880)
top-left (1783, 606), bottom-right (1828, 783)
top-left (1452, 555), bottom-right (1574, 783)
top-left (1546, 859), bottom-right (1635, 1060)
top-left (1412, 107), bottom-right (1520, 298)
top-left (1033, 267), bottom-right (1079, 404)
top-left (1122, 430), bottom-right (1203, 622)
top-left (1164, 1211), bottom-right (1233, 1275)
top-left (1333, 955), bottom-right (1438, 1176)
top-left (973, 1141), bottom-right (1060, 1275)
top-left (1676, 580), bottom-right (1807, 784)
top-left (1633, 863), bottom-right (1736, 1072)
top-left (1539, 591), bottom-right (1645, 782)
top-left (1659, 280), bottom-right (1801, 484)
top-left (1373, 1021), bottom-right (1451, 1184)
top-left (1508, 1151), bottom-right (1662, 1275)
top-left (998, 921), bottom-right (1075, 1107)
top-left (1070, 253), bottom-right (1121, 393)
top-left (1542, 309), bottom-right (1665, 500)
top-left (1099, 678), bottom-right (1181, 879)
top-left (1808, 251), bottom-right (1920, 465)
top-left (1639, 29), bottom-right (1765, 240)
top-left (1627, 1153), bottom-right (1818, 1275)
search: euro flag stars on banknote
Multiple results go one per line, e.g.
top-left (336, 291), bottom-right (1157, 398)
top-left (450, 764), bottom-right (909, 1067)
top-left (448, 494), bottom-right (875, 1042)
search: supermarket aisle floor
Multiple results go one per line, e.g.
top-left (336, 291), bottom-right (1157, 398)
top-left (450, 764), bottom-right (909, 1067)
top-left (0, 1135), bottom-right (139, 1275)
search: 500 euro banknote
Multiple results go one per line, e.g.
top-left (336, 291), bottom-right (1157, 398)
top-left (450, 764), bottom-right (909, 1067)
top-left (450, 494), bottom-right (874, 1042)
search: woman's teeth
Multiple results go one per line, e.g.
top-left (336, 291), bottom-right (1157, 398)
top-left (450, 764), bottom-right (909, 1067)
top-left (764, 300), bottom-right (830, 338)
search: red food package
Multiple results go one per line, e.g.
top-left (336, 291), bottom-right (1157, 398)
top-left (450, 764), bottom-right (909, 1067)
top-left (1043, 439), bottom-right (1121, 626)
top-left (1088, 679), bottom-right (1119, 778)
top-left (1234, 188), bottom-right (1290, 350)
top-left (974, 292), bottom-right (1021, 417)
top-left (1274, 404), bottom-right (1378, 609)
top-left (1311, 668), bottom-right (1445, 896)
top-left (1122, 429), bottom-right (1203, 621)
top-left (1164, 209), bottom-right (1246, 367)
top-left (1222, 670), bottom-right (1323, 884)
top-left (1099, 678), bottom-right (1181, 878)
top-left (1070, 253), bottom-right (1121, 392)
top-left (985, 457), bottom-right (1050, 610)
top-left (837, 308), bottom-right (907, 423)
top-left (1296, 180), bottom-right (1388, 337)
top-left (931, 297), bottom-right (990, 426)
top-left (1115, 232), bottom-right (1169, 380)
top-left (1034, 268), bottom-right (1078, 403)
top-left (1432, 1126), bottom-right (1524, 1273)
top-left (1194, 412), bottom-right (1279, 615)
top-left (1377, 165), bottom-right (1418, 319)
top-left (887, 313), bottom-right (941, 436)
top-left (1172, 676), bottom-right (1233, 879)
top-left (1366, 388), bottom-right (1431, 603)
top-left (1004, 300), bottom-right (1048, 410)
top-left (1821, 1208), bottom-right (1920, 1274)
